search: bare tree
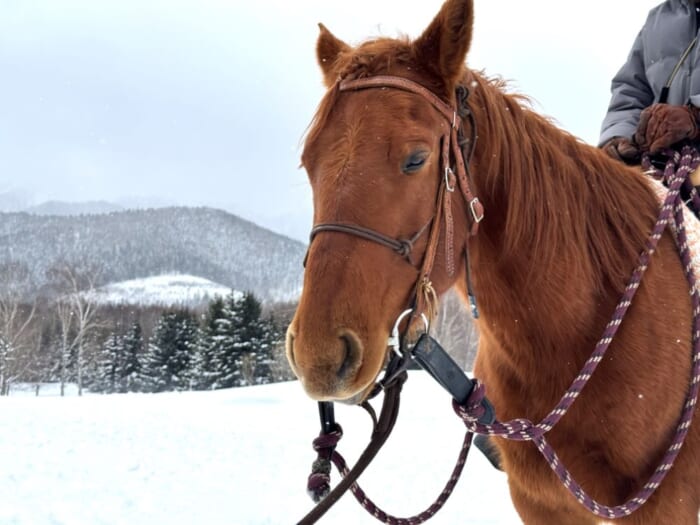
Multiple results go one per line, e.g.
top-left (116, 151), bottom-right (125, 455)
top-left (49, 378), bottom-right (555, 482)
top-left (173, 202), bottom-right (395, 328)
top-left (48, 262), bottom-right (103, 396)
top-left (0, 261), bottom-right (37, 395)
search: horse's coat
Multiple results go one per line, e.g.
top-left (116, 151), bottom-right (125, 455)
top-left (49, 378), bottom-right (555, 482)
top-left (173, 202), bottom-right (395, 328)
top-left (286, 1), bottom-right (700, 522)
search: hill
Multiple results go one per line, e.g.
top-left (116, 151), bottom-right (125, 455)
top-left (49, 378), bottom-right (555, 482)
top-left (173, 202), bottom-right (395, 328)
top-left (0, 207), bottom-right (305, 302)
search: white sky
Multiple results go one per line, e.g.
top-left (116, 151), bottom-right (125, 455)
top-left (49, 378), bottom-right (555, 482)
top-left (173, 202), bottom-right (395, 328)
top-left (0, 0), bottom-right (662, 240)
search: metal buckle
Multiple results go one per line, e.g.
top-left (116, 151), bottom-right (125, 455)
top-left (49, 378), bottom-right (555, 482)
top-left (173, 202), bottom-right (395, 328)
top-left (469, 198), bottom-right (484, 223)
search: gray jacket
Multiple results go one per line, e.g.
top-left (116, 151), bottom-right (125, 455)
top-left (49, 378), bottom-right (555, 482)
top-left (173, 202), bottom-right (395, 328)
top-left (599, 0), bottom-right (700, 145)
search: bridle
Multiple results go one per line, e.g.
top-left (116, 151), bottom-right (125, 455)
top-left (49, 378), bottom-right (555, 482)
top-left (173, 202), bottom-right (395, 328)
top-left (306, 75), bottom-right (484, 324)
top-left (298, 74), bottom-right (486, 524)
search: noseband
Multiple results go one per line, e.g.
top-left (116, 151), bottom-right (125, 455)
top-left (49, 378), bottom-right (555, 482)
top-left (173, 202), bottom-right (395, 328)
top-left (306, 75), bottom-right (484, 322)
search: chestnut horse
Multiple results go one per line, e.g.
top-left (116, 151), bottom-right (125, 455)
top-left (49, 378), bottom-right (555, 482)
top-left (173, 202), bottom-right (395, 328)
top-left (286, 0), bottom-right (700, 523)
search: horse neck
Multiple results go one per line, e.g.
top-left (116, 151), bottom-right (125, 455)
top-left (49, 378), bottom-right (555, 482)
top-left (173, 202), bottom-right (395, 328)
top-left (461, 72), bottom-right (659, 364)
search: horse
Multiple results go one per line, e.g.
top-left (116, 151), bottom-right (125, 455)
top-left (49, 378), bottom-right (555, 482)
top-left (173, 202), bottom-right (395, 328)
top-left (285, 0), bottom-right (700, 522)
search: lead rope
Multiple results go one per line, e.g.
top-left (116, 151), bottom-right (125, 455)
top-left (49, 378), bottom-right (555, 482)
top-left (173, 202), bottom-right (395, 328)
top-left (455, 146), bottom-right (700, 520)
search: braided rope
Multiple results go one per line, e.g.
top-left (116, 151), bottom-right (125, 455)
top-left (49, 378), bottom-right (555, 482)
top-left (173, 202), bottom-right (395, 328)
top-left (307, 425), bottom-right (474, 525)
top-left (454, 146), bottom-right (700, 519)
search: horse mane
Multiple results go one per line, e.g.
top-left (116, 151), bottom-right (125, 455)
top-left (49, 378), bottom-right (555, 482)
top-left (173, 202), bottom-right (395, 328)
top-left (466, 72), bottom-right (660, 295)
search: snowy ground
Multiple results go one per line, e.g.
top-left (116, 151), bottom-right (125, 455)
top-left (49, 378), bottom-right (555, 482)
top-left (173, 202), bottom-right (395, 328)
top-left (0, 372), bottom-right (521, 524)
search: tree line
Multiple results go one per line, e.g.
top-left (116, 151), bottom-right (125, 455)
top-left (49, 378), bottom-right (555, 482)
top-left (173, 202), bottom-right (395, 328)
top-left (91, 292), bottom-right (285, 394)
top-left (0, 260), bottom-right (295, 396)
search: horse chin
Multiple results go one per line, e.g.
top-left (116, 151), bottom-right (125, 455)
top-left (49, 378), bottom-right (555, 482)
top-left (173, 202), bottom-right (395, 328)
top-left (298, 378), bottom-right (374, 405)
top-left (340, 384), bottom-right (375, 405)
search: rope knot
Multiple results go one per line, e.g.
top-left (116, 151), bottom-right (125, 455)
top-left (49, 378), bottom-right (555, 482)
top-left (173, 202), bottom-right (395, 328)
top-left (452, 380), bottom-right (486, 426)
top-left (307, 426), bottom-right (343, 503)
top-left (397, 239), bottom-right (414, 259)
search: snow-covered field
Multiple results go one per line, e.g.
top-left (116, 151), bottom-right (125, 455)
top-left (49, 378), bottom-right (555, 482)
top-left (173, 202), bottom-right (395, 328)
top-left (0, 372), bottom-right (520, 525)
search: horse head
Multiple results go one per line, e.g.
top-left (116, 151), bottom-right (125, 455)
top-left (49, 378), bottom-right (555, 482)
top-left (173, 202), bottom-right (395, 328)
top-left (287, 0), bottom-right (477, 403)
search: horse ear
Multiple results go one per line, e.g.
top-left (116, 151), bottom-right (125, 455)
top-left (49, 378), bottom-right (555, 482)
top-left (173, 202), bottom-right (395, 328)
top-left (316, 23), bottom-right (350, 87)
top-left (413, 0), bottom-right (473, 84)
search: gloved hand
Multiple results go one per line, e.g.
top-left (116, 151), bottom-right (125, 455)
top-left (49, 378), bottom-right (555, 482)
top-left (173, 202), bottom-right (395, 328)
top-left (601, 136), bottom-right (640, 164)
top-left (634, 103), bottom-right (700, 154)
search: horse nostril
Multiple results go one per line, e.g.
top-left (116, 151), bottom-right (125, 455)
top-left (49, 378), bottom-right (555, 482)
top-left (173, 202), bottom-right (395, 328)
top-left (337, 333), bottom-right (359, 379)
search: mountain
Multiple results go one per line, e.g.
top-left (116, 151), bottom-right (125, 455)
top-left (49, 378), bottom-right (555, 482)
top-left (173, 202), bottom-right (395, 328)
top-left (0, 207), bottom-right (305, 302)
top-left (25, 200), bottom-right (125, 216)
top-left (85, 274), bottom-right (240, 308)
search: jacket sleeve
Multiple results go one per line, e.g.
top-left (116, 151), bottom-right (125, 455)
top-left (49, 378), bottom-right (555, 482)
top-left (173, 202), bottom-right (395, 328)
top-left (598, 29), bottom-right (655, 146)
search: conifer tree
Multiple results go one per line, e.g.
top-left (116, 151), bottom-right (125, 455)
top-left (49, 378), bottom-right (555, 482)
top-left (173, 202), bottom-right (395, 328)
top-left (192, 297), bottom-right (226, 390)
top-left (254, 314), bottom-right (280, 385)
top-left (120, 321), bottom-right (143, 393)
top-left (140, 311), bottom-right (198, 392)
top-left (95, 333), bottom-right (123, 394)
top-left (211, 293), bottom-right (246, 389)
top-left (219, 292), bottom-right (273, 387)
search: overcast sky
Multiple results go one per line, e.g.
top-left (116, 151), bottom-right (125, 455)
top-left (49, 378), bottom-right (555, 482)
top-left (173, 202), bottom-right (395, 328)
top-left (0, 0), bottom-right (661, 240)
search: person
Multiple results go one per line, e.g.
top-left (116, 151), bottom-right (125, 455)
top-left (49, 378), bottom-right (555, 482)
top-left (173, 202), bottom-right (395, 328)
top-left (600, 0), bottom-right (700, 163)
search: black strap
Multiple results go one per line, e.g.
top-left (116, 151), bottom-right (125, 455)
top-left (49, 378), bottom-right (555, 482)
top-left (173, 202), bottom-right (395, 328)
top-left (659, 35), bottom-right (698, 104)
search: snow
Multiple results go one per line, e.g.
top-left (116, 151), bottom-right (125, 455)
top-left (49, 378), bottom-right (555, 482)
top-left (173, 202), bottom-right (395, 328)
top-left (85, 274), bottom-right (240, 307)
top-left (0, 372), bottom-right (521, 524)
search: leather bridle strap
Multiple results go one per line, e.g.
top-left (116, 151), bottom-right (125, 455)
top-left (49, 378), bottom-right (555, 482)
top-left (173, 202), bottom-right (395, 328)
top-left (340, 75), bottom-right (484, 235)
top-left (309, 219), bottom-right (433, 267)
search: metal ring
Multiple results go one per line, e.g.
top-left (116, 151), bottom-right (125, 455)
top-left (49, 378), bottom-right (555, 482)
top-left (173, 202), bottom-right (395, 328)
top-left (387, 308), bottom-right (429, 354)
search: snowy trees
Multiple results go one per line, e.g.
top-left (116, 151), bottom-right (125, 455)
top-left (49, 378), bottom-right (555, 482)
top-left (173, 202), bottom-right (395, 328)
top-left (140, 311), bottom-right (199, 393)
top-left (0, 288), bottom-right (289, 394)
top-left (94, 322), bottom-right (143, 393)
top-left (48, 263), bottom-right (102, 396)
top-left (0, 261), bottom-right (37, 395)
top-left (109, 291), bottom-right (284, 394)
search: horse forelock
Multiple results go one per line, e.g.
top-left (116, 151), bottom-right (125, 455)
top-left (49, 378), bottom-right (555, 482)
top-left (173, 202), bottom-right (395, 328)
top-left (466, 72), bottom-right (659, 295)
top-left (302, 36), bottom-right (456, 159)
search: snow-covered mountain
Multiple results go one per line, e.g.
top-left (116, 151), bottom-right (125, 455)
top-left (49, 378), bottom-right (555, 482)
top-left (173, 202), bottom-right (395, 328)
top-left (25, 200), bottom-right (125, 216)
top-left (0, 207), bottom-right (305, 302)
top-left (85, 274), bottom-right (241, 308)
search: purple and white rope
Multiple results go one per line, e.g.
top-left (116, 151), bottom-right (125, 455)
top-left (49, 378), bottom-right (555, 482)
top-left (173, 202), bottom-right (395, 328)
top-left (308, 425), bottom-right (474, 524)
top-left (456, 146), bottom-right (700, 519)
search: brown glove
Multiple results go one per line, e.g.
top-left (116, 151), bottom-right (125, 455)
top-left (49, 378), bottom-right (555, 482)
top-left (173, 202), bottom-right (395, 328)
top-left (601, 136), bottom-right (640, 163)
top-left (634, 103), bottom-right (700, 154)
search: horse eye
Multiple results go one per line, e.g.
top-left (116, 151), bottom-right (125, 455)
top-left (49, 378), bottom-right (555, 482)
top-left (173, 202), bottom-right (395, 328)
top-left (401, 151), bottom-right (429, 174)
